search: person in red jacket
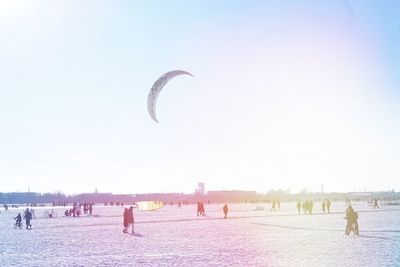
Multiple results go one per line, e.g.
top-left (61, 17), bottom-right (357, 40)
top-left (123, 208), bottom-right (129, 233)
top-left (127, 206), bottom-right (135, 234)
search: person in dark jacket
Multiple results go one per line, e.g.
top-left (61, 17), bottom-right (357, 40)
top-left (14, 213), bottom-right (22, 228)
top-left (24, 208), bottom-right (32, 229)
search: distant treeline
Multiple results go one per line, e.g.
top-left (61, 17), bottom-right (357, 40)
top-left (1, 190), bottom-right (399, 206)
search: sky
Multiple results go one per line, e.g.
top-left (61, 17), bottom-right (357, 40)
top-left (0, 0), bottom-right (399, 194)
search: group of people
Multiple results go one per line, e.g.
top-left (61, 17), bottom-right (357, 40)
top-left (345, 205), bottom-right (359, 235)
top-left (296, 199), bottom-right (331, 214)
top-left (296, 200), bottom-right (314, 215)
top-left (167, 201), bottom-right (190, 207)
top-left (64, 202), bottom-right (93, 217)
top-left (10, 199), bottom-right (361, 237)
top-left (270, 201), bottom-right (280, 211)
top-left (123, 206), bottom-right (135, 234)
top-left (13, 208), bottom-right (33, 229)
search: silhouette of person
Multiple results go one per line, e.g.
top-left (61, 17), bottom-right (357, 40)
top-left (200, 202), bottom-right (206, 216)
top-left (14, 213), bottom-right (22, 228)
top-left (83, 203), bottom-right (88, 214)
top-left (223, 204), bottom-right (228, 219)
top-left (24, 208), bottom-right (32, 229)
top-left (326, 199), bottom-right (331, 213)
top-left (127, 206), bottom-right (134, 233)
top-left (197, 202), bottom-right (201, 217)
top-left (49, 209), bottom-right (55, 218)
top-left (123, 208), bottom-right (128, 233)
top-left (345, 205), bottom-right (359, 235)
top-left (296, 201), bottom-right (301, 215)
top-left (271, 201), bottom-right (276, 211)
top-left (322, 201), bottom-right (326, 213)
top-left (72, 203), bottom-right (77, 217)
top-left (373, 198), bottom-right (379, 209)
top-left (310, 200), bottom-right (314, 214)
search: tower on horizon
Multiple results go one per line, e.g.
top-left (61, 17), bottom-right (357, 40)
top-left (197, 182), bottom-right (205, 195)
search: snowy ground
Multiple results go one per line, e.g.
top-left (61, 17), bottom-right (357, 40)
top-left (1, 202), bottom-right (399, 266)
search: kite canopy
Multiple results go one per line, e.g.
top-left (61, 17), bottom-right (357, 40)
top-left (147, 70), bottom-right (193, 123)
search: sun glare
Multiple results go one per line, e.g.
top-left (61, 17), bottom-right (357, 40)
top-left (0, 1), bottom-right (36, 26)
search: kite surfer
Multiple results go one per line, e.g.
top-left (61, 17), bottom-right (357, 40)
top-left (147, 70), bottom-right (193, 123)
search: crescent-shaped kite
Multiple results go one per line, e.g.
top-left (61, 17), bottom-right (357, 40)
top-left (147, 70), bottom-right (193, 123)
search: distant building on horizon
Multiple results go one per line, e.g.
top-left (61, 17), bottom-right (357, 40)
top-left (207, 190), bottom-right (257, 203)
top-left (197, 182), bottom-right (205, 195)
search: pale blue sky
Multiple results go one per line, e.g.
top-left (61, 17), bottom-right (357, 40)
top-left (0, 1), bottom-right (399, 194)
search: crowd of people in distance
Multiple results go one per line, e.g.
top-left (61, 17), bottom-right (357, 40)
top-left (64, 202), bottom-right (94, 217)
top-left (7, 197), bottom-right (369, 237)
top-left (296, 199), bottom-right (331, 215)
top-left (166, 201), bottom-right (189, 208)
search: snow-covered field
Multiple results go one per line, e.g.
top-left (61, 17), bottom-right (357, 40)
top-left (1, 202), bottom-right (399, 266)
